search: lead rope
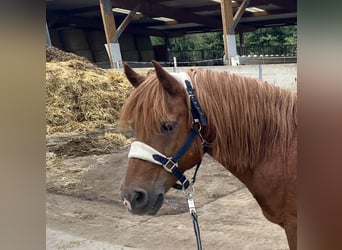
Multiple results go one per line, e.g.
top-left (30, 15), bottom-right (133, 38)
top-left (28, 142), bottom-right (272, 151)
top-left (184, 186), bottom-right (202, 250)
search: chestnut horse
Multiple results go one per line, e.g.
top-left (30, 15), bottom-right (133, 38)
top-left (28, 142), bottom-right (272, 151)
top-left (120, 61), bottom-right (297, 250)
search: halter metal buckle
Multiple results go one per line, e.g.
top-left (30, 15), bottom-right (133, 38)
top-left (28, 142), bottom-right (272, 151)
top-left (162, 157), bottom-right (178, 173)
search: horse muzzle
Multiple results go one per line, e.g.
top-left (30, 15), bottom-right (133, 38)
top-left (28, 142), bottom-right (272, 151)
top-left (120, 188), bottom-right (164, 215)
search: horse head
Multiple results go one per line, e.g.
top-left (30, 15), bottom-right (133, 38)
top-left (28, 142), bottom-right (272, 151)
top-left (119, 61), bottom-right (205, 215)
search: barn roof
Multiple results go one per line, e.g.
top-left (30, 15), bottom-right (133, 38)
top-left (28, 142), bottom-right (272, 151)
top-left (46, 0), bottom-right (297, 37)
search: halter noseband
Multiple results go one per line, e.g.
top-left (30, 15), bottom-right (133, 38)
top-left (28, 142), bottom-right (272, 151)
top-left (128, 77), bottom-right (208, 190)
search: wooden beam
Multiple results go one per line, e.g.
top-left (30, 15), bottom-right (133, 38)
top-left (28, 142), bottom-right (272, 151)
top-left (99, 0), bottom-right (117, 68)
top-left (99, 0), bottom-right (116, 46)
top-left (229, 0), bottom-right (250, 34)
top-left (112, 4), bottom-right (140, 42)
top-left (220, 0), bottom-right (234, 64)
top-left (111, 0), bottom-right (222, 28)
top-left (220, 0), bottom-right (234, 34)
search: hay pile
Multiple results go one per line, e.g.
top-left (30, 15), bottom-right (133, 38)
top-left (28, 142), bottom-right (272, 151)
top-left (46, 46), bottom-right (137, 156)
top-left (46, 45), bottom-right (90, 63)
top-left (46, 46), bottom-right (133, 135)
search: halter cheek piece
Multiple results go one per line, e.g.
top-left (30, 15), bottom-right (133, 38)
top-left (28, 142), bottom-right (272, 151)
top-left (128, 78), bottom-right (208, 191)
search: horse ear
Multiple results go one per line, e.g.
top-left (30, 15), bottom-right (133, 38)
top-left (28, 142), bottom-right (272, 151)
top-left (123, 63), bottom-right (146, 88)
top-left (152, 60), bottom-right (183, 96)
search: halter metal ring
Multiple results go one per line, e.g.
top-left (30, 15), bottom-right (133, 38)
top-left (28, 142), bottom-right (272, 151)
top-left (192, 120), bottom-right (202, 132)
top-left (183, 182), bottom-right (195, 197)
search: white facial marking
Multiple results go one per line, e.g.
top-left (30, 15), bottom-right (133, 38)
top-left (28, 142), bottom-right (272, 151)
top-left (123, 198), bottom-right (132, 211)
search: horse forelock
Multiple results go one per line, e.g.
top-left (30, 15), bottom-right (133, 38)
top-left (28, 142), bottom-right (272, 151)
top-left (119, 74), bottom-right (191, 140)
top-left (186, 68), bottom-right (297, 169)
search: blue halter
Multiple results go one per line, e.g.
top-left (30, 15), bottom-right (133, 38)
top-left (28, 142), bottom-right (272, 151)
top-left (152, 79), bottom-right (208, 190)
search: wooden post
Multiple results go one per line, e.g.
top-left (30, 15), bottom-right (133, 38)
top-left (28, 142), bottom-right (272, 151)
top-left (228, 0), bottom-right (250, 34)
top-left (220, 0), bottom-right (234, 65)
top-left (99, 0), bottom-right (117, 68)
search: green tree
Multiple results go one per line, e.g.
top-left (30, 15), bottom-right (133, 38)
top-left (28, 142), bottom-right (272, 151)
top-left (167, 32), bottom-right (224, 61)
top-left (243, 26), bottom-right (297, 55)
top-left (197, 32), bottom-right (224, 51)
top-left (150, 36), bottom-right (165, 45)
top-left (151, 25), bottom-right (296, 60)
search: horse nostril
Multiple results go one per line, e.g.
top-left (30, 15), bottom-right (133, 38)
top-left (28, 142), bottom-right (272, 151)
top-left (132, 189), bottom-right (148, 208)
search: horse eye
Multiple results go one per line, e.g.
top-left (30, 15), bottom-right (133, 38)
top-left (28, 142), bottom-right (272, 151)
top-left (160, 122), bottom-right (174, 134)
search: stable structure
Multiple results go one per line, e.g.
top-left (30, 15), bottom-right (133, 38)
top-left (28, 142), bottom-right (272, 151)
top-left (46, 0), bottom-right (297, 67)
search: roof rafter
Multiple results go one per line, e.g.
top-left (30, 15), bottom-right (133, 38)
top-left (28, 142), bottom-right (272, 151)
top-left (47, 10), bottom-right (169, 37)
top-left (111, 0), bottom-right (222, 28)
top-left (46, 0), bottom-right (297, 37)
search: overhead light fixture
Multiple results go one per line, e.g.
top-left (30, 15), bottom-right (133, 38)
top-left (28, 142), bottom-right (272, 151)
top-left (211, 0), bottom-right (237, 3)
top-left (112, 8), bottom-right (142, 15)
top-left (245, 7), bottom-right (265, 12)
top-left (152, 17), bottom-right (176, 22)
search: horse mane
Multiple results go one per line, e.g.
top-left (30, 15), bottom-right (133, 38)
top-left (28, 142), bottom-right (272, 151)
top-left (186, 68), bottom-right (297, 169)
top-left (120, 67), bottom-right (297, 170)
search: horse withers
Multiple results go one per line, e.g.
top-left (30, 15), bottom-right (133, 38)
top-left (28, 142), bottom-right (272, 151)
top-left (119, 61), bottom-right (297, 249)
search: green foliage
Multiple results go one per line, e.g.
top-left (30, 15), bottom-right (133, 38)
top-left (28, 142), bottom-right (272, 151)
top-left (150, 25), bottom-right (297, 60)
top-left (152, 33), bottom-right (224, 61)
top-left (196, 32), bottom-right (224, 51)
top-left (243, 26), bottom-right (297, 55)
top-left (150, 36), bottom-right (165, 45)
top-left (167, 32), bottom-right (224, 51)
top-left (152, 32), bottom-right (223, 51)
top-left (244, 26), bottom-right (297, 47)
top-left (171, 36), bottom-right (196, 51)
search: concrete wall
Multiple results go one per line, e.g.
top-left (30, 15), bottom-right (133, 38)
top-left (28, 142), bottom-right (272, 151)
top-left (130, 63), bottom-right (297, 91)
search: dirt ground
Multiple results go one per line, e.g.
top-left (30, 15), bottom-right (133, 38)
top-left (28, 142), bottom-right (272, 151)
top-left (46, 149), bottom-right (289, 250)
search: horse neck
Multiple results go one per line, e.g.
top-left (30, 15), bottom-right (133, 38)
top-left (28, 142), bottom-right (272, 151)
top-left (188, 69), bottom-right (297, 172)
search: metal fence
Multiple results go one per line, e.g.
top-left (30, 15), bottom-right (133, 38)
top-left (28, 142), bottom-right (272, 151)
top-left (238, 45), bottom-right (297, 57)
top-left (169, 45), bottom-right (297, 66)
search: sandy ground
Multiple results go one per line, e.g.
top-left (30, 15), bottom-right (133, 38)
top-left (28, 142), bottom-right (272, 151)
top-left (46, 149), bottom-right (289, 250)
